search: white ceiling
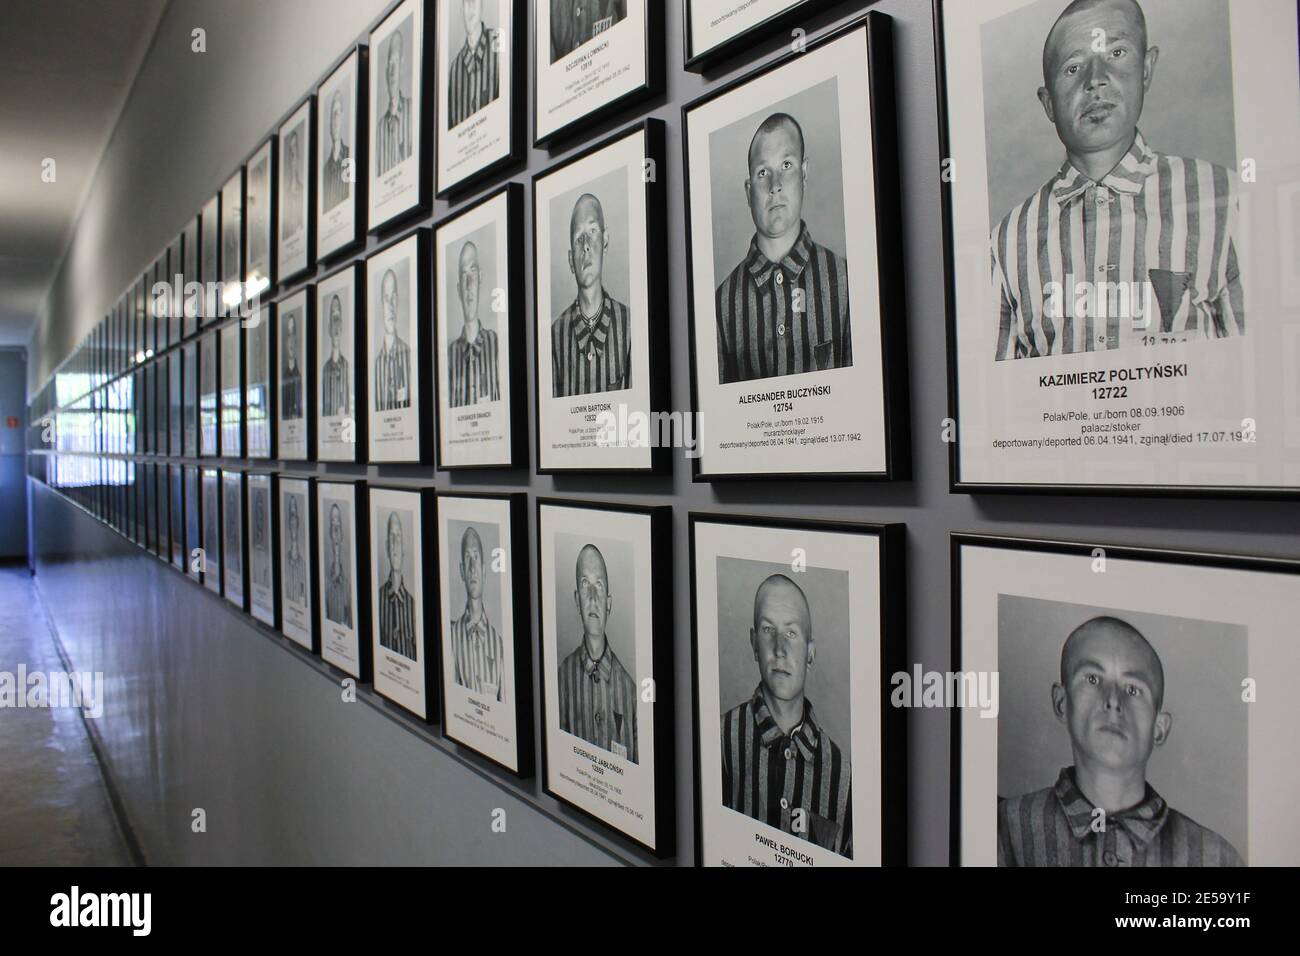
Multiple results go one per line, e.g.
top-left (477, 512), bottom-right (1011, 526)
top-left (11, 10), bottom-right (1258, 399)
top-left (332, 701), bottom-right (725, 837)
top-left (0, 0), bottom-right (168, 347)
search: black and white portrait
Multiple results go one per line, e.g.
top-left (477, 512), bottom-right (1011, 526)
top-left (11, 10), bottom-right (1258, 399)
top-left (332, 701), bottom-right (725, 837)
top-left (954, 535), bottom-right (1300, 866)
top-left (182, 341), bottom-right (198, 457)
top-left (549, 0), bottom-right (626, 62)
top-left (534, 124), bottom-right (661, 472)
top-left (370, 486), bottom-right (434, 720)
top-left (366, 231), bottom-right (427, 463)
top-left (219, 322), bottom-right (243, 457)
top-left (201, 468), bottom-right (221, 595)
top-left (318, 481), bottom-right (364, 679)
top-left (445, 0), bottom-right (500, 128)
top-left (221, 470), bottom-right (245, 608)
top-left (220, 171), bottom-right (243, 292)
top-left (693, 516), bottom-right (897, 868)
top-left (447, 231), bottom-right (500, 408)
top-left (280, 478), bottom-right (314, 651)
top-left (246, 306), bottom-right (273, 459)
top-left (168, 350), bottom-right (183, 455)
top-left (199, 332), bottom-right (218, 456)
top-left (248, 474), bottom-right (276, 626)
top-left (318, 47), bottom-right (363, 260)
top-left (369, 0), bottom-right (427, 228)
top-left (939, 0), bottom-right (1299, 493)
top-left (447, 520), bottom-right (504, 700)
top-left (277, 290), bottom-right (309, 460)
top-left (201, 194), bottom-right (220, 309)
top-left (169, 464), bottom-right (184, 569)
top-left (185, 465), bottom-right (202, 583)
top-left (182, 217), bottom-right (199, 337)
top-left (538, 500), bottom-right (669, 852)
top-left (317, 264), bottom-right (360, 461)
top-left (246, 141), bottom-right (275, 294)
top-left (278, 98), bottom-right (312, 280)
top-left (685, 18), bottom-right (897, 479)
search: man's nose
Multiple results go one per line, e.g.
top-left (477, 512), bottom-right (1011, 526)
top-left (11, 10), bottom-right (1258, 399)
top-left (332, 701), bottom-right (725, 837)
top-left (1083, 57), bottom-right (1109, 91)
top-left (1103, 681), bottom-right (1122, 710)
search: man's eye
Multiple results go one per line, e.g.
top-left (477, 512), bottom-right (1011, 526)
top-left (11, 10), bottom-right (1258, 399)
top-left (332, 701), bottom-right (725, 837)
top-left (1065, 64), bottom-right (1079, 76)
top-left (1086, 674), bottom-right (1099, 685)
top-left (782, 160), bottom-right (792, 170)
top-left (1111, 47), bottom-right (1126, 58)
top-left (1126, 685), bottom-right (1141, 697)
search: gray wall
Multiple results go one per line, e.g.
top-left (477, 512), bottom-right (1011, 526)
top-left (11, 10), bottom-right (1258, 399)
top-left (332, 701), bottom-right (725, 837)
top-left (28, 0), bottom-right (1300, 866)
top-left (0, 349), bottom-right (28, 558)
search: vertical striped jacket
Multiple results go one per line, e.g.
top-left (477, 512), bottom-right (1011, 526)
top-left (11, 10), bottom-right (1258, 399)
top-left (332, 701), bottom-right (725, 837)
top-left (549, 0), bottom-right (627, 62)
top-left (997, 767), bottom-right (1243, 867)
top-left (992, 132), bottom-right (1244, 360)
top-left (557, 638), bottom-right (637, 763)
top-left (325, 552), bottom-right (352, 627)
top-left (376, 93), bottom-right (412, 175)
top-left (283, 548), bottom-right (307, 606)
top-left (715, 223), bottom-right (852, 384)
top-left (322, 141), bottom-right (351, 211)
top-left (450, 606), bottom-right (505, 702)
top-left (447, 28), bottom-right (499, 129)
top-left (378, 575), bottom-right (417, 660)
top-left (550, 291), bottom-right (631, 398)
top-left (721, 685), bottom-right (853, 859)
top-left (447, 325), bottom-right (501, 407)
top-left (373, 336), bottom-right (412, 411)
top-left (321, 354), bottom-right (351, 416)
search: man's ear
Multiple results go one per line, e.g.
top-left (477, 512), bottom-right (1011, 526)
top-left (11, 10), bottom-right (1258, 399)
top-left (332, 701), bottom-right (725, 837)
top-left (1051, 682), bottom-right (1068, 723)
top-left (750, 626), bottom-right (759, 663)
top-left (567, 249), bottom-right (575, 277)
top-left (806, 638), bottom-right (816, 670)
top-left (1037, 86), bottom-right (1055, 124)
top-left (744, 178), bottom-right (752, 206)
top-left (1153, 710), bottom-right (1172, 747)
top-left (800, 158), bottom-right (809, 186)
top-left (1142, 45), bottom-right (1159, 92)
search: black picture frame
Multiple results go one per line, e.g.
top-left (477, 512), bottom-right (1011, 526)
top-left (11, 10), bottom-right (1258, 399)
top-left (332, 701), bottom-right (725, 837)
top-left (200, 194), bottom-right (221, 327)
top-left (220, 167), bottom-right (246, 302)
top-left (169, 463), bottom-right (185, 570)
top-left (317, 478), bottom-right (373, 683)
top-left (534, 496), bottom-right (675, 858)
top-left (367, 0), bottom-right (436, 235)
top-left (219, 320), bottom-right (245, 459)
top-left (368, 483), bottom-right (440, 722)
top-left (244, 301), bottom-right (278, 461)
top-left (315, 260), bottom-right (368, 463)
top-left (199, 329), bottom-right (220, 458)
top-left (681, 0), bottom-right (841, 72)
top-left (532, 0), bottom-right (665, 149)
top-left (949, 531), bottom-right (1300, 866)
top-left (184, 463), bottom-right (202, 584)
top-left (181, 215), bottom-right (200, 339)
top-left (167, 349), bottom-right (183, 456)
top-left (530, 117), bottom-right (671, 475)
top-left (433, 181), bottom-right (528, 471)
top-left (167, 233), bottom-right (184, 345)
top-left (275, 286), bottom-right (316, 461)
top-left (201, 466), bottom-right (223, 595)
top-left (278, 474), bottom-right (320, 654)
top-left (316, 43), bottom-right (370, 264)
top-left (246, 470), bottom-right (281, 628)
top-left (222, 468), bottom-right (249, 612)
top-left (434, 0), bottom-right (527, 199)
top-left (182, 340), bottom-right (199, 457)
top-left (277, 94), bottom-right (317, 284)
top-left (436, 490), bottom-right (535, 779)
top-left (151, 252), bottom-right (168, 354)
top-left (365, 227), bottom-right (433, 465)
top-left (154, 459), bottom-right (169, 561)
top-left (245, 135), bottom-right (279, 301)
top-left (680, 10), bottom-right (909, 482)
top-left (688, 511), bottom-right (907, 866)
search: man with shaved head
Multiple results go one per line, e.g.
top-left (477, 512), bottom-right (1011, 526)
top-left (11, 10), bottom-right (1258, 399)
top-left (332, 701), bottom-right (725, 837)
top-left (447, 239), bottom-right (501, 407)
top-left (715, 111), bottom-right (852, 384)
top-left (322, 89), bottom-right (351, 211)
top-left (998, 615), bottom-right (1242, 865)
top-left (324, 501), bottom-right (352, 627)
top-left (447, 0), bottom-right (500, 129)
top-left (378, 510), bottom-right (417, 660)
top-left (551, 193), bottom-right (632, 397)
top-left (376, 27), bottom-right (412, 175)
top-left (556, 543), bottom-right (638, 762)
top-left (450, 525), bottom-right (505, 701)
top-left (720, 573), bottom-right (852, 857)
top-left (993, 0), bottom-right (1244, 360)
top-left (374, 268), bottom-right (411, 411)
top-left (321, 294), bottom-right (351, 417)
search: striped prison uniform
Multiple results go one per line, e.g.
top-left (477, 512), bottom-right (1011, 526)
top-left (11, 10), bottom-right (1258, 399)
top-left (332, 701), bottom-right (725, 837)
top-left (550, 0), bottom-right (627, 62)
top-left (376, 93), bottom-right (412, 175)
top-left (447, 325), bottom-right (501, 407)
top-left (378, 575), bottom-right (417, 660)
top-left (551, 291), bottom-right (631, 398)
top-left (993, 132), bottom-right (1244, 360)
top-left (325, 553), bottom-right (352, 627)
top-left (447, 28), bottom-right (499, 129)
top-left (715, 223), bottom-right (852, 384)
top-left (557, 638), bottom-right (637, 764)
top-left (998, 767), bottom-right (1243, 867)
top-left (321, 353), bottom-right (350, 416)
top-left (374, 336), bottom-right (412, 411)
top-left (721, 685), bottom-right (853, 859)
top-left (281, 362), bottom-right (303, 419)
top-left (322, 141), bottom-right (351, 211)
top-left (450, 606), bottom-right (505, 702)
top-left (283, 548), bottom-right (307, 606)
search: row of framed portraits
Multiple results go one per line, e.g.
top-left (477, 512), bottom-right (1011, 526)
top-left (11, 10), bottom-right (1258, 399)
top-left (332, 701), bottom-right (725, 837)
top-left (58, 460), bottom-right (1300, 867)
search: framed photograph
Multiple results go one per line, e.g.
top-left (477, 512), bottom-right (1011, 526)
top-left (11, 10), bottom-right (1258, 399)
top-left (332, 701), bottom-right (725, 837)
top-left (247, 472), bottom-right (279, 627)
top-left (366, 229), bottom-right (431, 463)
top-left (245, 137), bottom-right (277, 299)
top-left (134, 457), bottom-right (147, 546)
top-left (368, 0), bottom-right (433, 231)
top-left (144, 462), bottom-right (159, 556)
top-left (682, 0), bottom-right (838, 72)
top-left (221, 470), bottom-right (247, 610)
top-left (434, 0), bottom-right (525, 197)
top-left (278, 97), bottom-right (315, 282)
top-left (135, 274), bottom-right (149, 359)
top-left (168, 350), bottom-right (182, 456)
top-left (167, 234), bottom-right (184, 345)
top-left (246, 304), bottom-right (276, 459)
top-left (181, 216), bottom-right (199, 338)
top-left (318, 479), bottom-right (371, 680)
top-left (182, 341), bottom-right (198, 457)
top-left (536, 497), bottom-right (674, 855)
top-left (434, 183), bottom-right (525, 469)
top-left (199, 331), bottom-right (220, 457)
top-left (533, 0), bottom-right (663, 148)
top-left (169, 464), bottom-right (185, 570)
top-left (937, 0), bottom-right (1300, 497)
top-left (532, 119), bottom-right (669, 473)
top-left (154, 357), bottom-right (168, 456)
top-left (683, 13), bottom-right (908, 480)
top-left (200, 195), bottom-right (221, 328)
top-left (151, 253), bottom-right (168, 353)
top-left (437, 491), bottom-right (533, 776)
top-left (317, 262), bottom-right (366, 461)
top-left (184, 464), bottom-right (202, 583)
top-left (277, 288), bottom-right (313, 460)
top-left (279, 476), bottom-right (318, 652)
top-left (369, 485), bottom-right (439, 721)
top-left (219, 322), bottom-right (244, 457)
top-left (952, 533), bottom-right (1300, 866)
top-left (317, 44), bottom-right (368, 261)
top-left (690, 513), bottom-right (906, 867)
top-left (220, 169), bottom-right (245, 302)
